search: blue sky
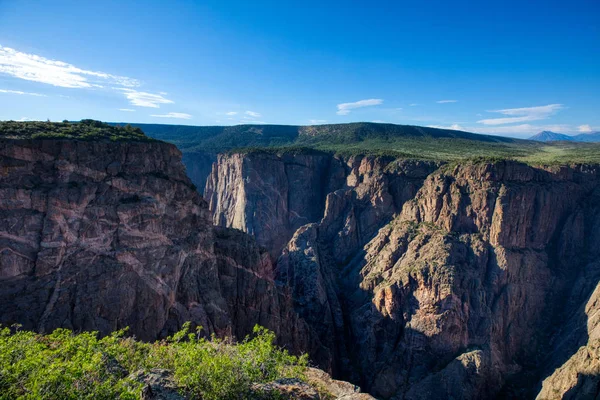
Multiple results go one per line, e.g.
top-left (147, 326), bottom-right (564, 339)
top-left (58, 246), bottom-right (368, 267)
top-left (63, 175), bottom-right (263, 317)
top-left (0, 0), bottom-right (598, 137)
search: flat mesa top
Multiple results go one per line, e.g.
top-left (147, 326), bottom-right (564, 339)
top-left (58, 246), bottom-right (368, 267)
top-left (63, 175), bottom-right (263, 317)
top-left (0, 120), bottom-right (153, 142)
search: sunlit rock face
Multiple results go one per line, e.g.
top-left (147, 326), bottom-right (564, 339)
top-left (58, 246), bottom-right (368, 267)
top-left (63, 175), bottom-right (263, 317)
top-left (208, 152), bottom-right (600, 399)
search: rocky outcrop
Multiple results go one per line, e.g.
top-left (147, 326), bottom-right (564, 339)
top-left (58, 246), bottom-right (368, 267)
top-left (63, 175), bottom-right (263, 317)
top-left (289, 161), bottom-right (600, 399)
top-left (252, 368), bottom-right (375, 399)
top-left (204, 151), bottom-right (346, 258)
top-left (207, 152), bottom-right (600, 399)
top-left (276, 156), bottom-right (439, 375)
top-left (0, 139), bottom-right (306, 347)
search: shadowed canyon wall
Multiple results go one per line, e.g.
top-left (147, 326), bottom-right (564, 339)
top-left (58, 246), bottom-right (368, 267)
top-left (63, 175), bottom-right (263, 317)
top-left (0, 139), bottom-right (309, 351)
top-left (2, 138), bottom-right (600, 399)
top-left (207, 152), bottom-right (600, 399)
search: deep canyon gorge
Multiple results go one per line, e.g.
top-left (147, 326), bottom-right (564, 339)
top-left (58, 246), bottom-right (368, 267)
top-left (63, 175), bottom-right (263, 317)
top-left (2, 133), bottom-right (600, 399)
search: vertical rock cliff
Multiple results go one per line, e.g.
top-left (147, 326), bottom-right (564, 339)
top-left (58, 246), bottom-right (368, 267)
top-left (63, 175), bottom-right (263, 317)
top-left (205, 151), bottom-right (346, 258)
top-left (207, 152), bottom-right (600, 399)
top-left (0, 139), bottom-right (307, 349)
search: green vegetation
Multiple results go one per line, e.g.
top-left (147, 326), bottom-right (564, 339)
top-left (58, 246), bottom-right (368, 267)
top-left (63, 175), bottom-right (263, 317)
top-left (0, 324), bottom-right (307, 400)
top-left (2, 120), bottom-right (599, 164)
top-left (0, 120), bottom-right (152, 142)
top-left (125, 122), bottom-right (600, 165)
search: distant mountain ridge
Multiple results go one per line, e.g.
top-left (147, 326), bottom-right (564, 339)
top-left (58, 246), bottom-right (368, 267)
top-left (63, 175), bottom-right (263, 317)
top-left (112, 122), bottom-right (519, 153)
top-left (106, 121), bottom-right (600, 190)
top-left (529, 130), bottom-right (600, 142)
top-left (574, 131), bottom-right (600, 142)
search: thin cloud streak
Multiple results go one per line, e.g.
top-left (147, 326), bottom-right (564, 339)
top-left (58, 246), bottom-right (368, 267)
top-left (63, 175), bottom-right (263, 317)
top-left (428, 124), bottom-right (465, 131)
top-left (0, 88), bottom-right (46, 96)
top-left (478, 104), bottom-right (564, 125)
top-left (337, 98), bottom-right (383, 115)
top-left (118, 88), bottom-right (174, 108)
top-left (150, 112), bottom-right (192, 119)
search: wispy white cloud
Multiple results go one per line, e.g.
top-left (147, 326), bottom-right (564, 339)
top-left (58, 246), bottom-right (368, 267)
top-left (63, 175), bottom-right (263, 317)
top-left (428, 124), bottom-right (465, 131)
top-left (0, 88), bottom-right (46, 97)
top-left (337, 98), bottom-right (383, 115)
top-left (0, 46), bottom-right (179, 109)
top-left (477, 104), bottom-right (564, 125)
top-left (372, 120), bottom-right (386, 123)
top-left (119, 108), bottom-right (135, 112)
top-left (578, 124), bottom-right (593, 133)
top-left (225, 111), bottom-right (238, 116)
top-left (150, 112), bottom-right (192, 119)
top-left (245, 110), bottom-right (261, 117)
top-left (118, 88), bottom-right (173, 108)
top-left (17, 117), bottom-right (31, 121)
top-left (436, 100), bottom-right (458, 104)
top-left (309, 119), bottom-right (327, 124)
top-left (409, 103), bottom-right (419, 107)
top-left (0, 45), bottom-right (139, 88)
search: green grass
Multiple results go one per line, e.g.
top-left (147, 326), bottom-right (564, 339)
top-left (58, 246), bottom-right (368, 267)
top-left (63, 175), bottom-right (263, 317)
top-left (0, 324), bottom-right (307, 400)
top-left (0, 120), bottom-right (153, 142)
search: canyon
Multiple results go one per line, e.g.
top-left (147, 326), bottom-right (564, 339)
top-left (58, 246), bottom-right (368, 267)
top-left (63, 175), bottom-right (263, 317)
top-left (204, 151), bottom-right (600, 399)
top-left (1, 128), bottom-right (600, 399)
top-left (0, 139), bottom-right (308, 349)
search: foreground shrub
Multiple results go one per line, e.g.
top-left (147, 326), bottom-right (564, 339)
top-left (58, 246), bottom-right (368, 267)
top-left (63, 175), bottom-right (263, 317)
top-left (0, 324), bottom-right (307, 400)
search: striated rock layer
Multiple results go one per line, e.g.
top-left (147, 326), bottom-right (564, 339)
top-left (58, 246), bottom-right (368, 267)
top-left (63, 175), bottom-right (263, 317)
top-left (0, 139), bottom-right (308, 349)
top-left (208, 151), bottom-right (600, 399)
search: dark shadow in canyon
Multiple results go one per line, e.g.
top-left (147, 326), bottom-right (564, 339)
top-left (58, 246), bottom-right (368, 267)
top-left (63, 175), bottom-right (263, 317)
top-left (562, 373), bottom-right (600, 400)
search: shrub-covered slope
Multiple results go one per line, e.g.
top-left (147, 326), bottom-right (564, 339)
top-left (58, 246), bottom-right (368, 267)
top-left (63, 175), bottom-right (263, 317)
top-left (0, 324), bottom-right (307, 400)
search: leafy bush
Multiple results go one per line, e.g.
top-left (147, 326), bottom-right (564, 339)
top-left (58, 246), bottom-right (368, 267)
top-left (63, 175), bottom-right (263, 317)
top-left (0, 324), bottom-right (307, 400)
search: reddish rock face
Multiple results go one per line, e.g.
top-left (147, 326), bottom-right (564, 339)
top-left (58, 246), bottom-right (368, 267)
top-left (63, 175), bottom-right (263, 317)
top-left (4, 139), bottom-right (600, 400)
top-left (0, 139), bottom-right (308, 349)
top-left (208, 152), bottom-right (600, 399)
